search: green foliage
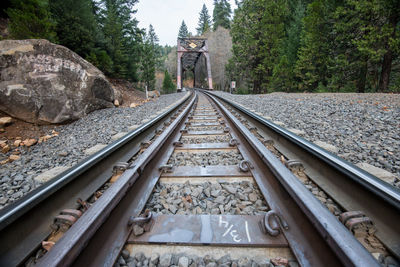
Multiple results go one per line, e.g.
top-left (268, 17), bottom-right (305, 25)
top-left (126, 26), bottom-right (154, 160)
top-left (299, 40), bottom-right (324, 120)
top-left (197, 4), bottom-right (212, 35)
top-left (178, 20), bottom-right (189, 39)
top-left (140, 25), bottom-right (159, 90)
top-left (213, 0), bottom-right (232, 30)
top-left (99, 0), bottom-right (142, 81)
top-left (228, 0), bottom-right (399, 93)
top-left (49, 0), bottom-right (100, 58)
top-left (7, 0), bottom-right (56, 41)
top-left (294, 0), bottom-right (332, 92)
top-left (162, 70), bottom-right (175, 94)
top-left (235, 87), bottom-right (250, 94)
top-left (228, 0), bottom-right (288, 94)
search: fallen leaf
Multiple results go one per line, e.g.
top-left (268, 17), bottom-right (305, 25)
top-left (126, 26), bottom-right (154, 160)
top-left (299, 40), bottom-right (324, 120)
top-left (14, 140), bottom-right (21, 147)
top-left (2, 145), bottom-right (10, 154)
top-left (9, 155), bottom-right (20, 162)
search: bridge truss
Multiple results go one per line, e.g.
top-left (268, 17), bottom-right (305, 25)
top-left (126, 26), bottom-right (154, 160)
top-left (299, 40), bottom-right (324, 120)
top-left (177, 37), bottom-right (213, 90)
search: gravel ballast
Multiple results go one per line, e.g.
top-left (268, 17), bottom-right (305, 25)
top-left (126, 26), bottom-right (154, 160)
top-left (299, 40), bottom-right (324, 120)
top-left (116, 250), bottom-right (295, 267)
top-left (168, 151), bottom-right (243, 166)
top-left (145, 181), bottom-right (269, 215)
top-left (213, 91), bottom-right (400, 184)
top-left (0, 93), bottom-right (187, 209)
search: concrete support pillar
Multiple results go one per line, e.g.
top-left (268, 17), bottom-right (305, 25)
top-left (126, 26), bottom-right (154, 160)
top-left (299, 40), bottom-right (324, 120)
top-left (204, 52), bottom-right (213, 90)
top-left (177, 51), bottom-right (183, 90)
top-left (204, 40), bottom-right (213, 90)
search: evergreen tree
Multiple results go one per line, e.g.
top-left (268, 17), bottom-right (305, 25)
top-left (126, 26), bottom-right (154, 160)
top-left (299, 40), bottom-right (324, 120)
top-left (328, 0), bottom-right (399, 92)
top-left (294, 0), bottom-right (333, 91)
top-left (327, 0), bottom-right (373, 92)
top-left (213, 0), bottom-right (232, 30)
top-left (269, 0), bottom-right (305, 92)
top-left (102, 0), bottom-right (127, 77)
top-left (7, 0), bottom-right (56, 41)
top-left (141, 25), bottom-right (158, 90)
top-left (178, 20), bottom-right (189, 39)
top-left (99, 0), bottom-right (142, 80)
top-left (49, 0), bottom-right (100, 58)
top-left (228, 0), bottom-right (288, 93)
top-left (162, 70), bottom-right (175, 93)
top-left (196, 4), bottom-right (211, 35)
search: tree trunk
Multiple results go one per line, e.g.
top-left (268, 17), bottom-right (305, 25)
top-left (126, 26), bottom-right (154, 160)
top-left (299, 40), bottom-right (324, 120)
top-left (378, 13), bottom-right (398, 92)
top-left (357, 60), bottom-right (368, 93)
top-left (253, 79), bottom-right (261, 94)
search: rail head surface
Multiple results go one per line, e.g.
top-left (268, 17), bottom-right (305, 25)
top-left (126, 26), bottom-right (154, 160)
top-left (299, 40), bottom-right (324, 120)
top-left (0, 91), bottom-right (192, 230)
top-left (204, 91), bottom-right (379, 266)
top-left (206, 90), bottom-right (400, 211)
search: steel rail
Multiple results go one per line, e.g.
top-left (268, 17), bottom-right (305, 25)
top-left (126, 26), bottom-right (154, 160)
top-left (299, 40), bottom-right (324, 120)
top-left (206, 91), bottom-right (400, 208)
top-left (205, 90), bottom-right (400, 259)
top-left (46, 90), bottom-right (376, 266)
top-left (204, 91), bottom-right (378, 266)
top-left (36, 93), bottom-right (197, 266)
top-left (0, 92), bottom-right (192, 266)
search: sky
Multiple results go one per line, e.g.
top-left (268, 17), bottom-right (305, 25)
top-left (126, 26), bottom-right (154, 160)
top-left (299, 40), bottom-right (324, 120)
top-left (135, 0), bottom-right (237, 46)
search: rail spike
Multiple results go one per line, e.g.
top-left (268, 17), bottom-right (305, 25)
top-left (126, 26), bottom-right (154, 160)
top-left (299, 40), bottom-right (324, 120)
top-left (229, 138), bottom-right (239, 147)
top-left (260, 210), bottom-right (289, 237)
top-left (239, 160), bottom-right (254, 172)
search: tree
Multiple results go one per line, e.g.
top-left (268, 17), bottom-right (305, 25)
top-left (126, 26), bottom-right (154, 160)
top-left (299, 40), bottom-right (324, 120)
top-left (267, 0), bottom-right (306, 92)
top-left (228, 0), bottom-right (288, 93)
top-left (49, 0), bottom-right (100, 58)
top-left (294, 0), bottom-right (333, 91)
top-left (178, 20), bottom-right (189, 39)
top-left (162, 70), bottom-right (175, 93)
top-left (99, 0), bottom-right (142, 80)
top-left (196, 4), bottom-right (211, 35)
top-left (141, 25), bottom-right (158, 90)
top-left (7, 0), bottom-right (56, 41)
top-left (213, 0), bottom-right (232, 30)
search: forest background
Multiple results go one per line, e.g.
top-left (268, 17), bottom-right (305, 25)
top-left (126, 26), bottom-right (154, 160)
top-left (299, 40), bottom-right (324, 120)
top-left (0, 0), bottom-right (399, 94)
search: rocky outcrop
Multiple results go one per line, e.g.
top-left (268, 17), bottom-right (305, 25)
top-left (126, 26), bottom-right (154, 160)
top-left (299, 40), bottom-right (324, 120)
top-left (0, 39), bottom-right (115, 124)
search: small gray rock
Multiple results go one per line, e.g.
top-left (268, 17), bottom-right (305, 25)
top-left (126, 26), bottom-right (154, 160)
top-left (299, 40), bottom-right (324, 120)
top-left (238, 257), bottom-right (251, 267)
top-left (135, 252), bottom-right (145, 262)
top-left (121, 249), bottom-right (130, 260)
top-left (178, 256), bottom-right (189, 267)
top-left (159, 254), bottom-right (172, 267)
top-left (150, 253), bottom-right (160, 265)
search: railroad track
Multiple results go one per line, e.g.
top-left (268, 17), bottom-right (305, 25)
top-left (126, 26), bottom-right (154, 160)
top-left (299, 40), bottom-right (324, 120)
top-left (0, 90), bottom-right (399, 266)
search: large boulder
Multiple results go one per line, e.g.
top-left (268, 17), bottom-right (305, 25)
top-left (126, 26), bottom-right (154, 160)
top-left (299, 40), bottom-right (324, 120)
top-left (0, 39), bottom-right (115, 124)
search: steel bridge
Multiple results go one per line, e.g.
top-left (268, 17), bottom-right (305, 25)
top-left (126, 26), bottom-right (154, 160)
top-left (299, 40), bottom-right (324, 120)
top-left (177, 37), bottom-right (213, 90)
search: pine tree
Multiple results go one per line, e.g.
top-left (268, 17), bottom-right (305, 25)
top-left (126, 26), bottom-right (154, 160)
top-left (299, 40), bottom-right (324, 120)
top-left (228, 0), bottom-right (288, 93)
top-left (294, 0), bottom-right (333, 91)
top-left (213, 0), bottom-right (232, 30)
top-left (49, 0), bottom-right (100, 58)
top-left (7, 0), bottom-right (56, 41)
top-left (99, 0), bottom-right (142, 80)
top-left (141, 25), bottom-right (158, 90)
top-left (162, 70), bottom-right (175, 93)
top-left (178, 20), bottom-right (189, 39)
top-left (196, 4), bottom-right (211, 35)
top-left (269, 0), bottom-right (306, 92)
